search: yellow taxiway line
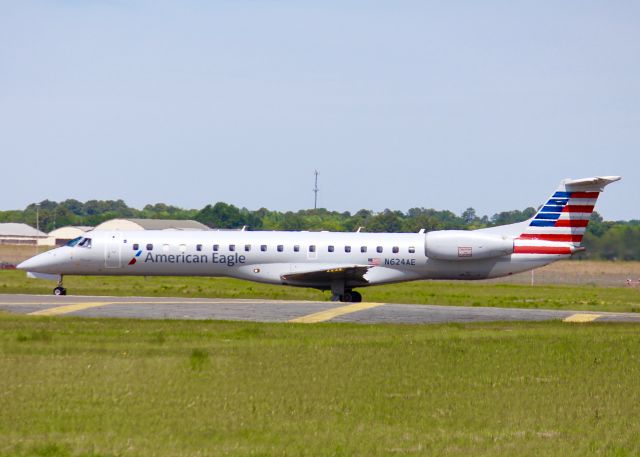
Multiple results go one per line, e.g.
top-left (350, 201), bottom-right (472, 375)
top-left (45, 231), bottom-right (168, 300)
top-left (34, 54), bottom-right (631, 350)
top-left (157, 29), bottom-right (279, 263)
top-left (28, 302), bottom-right (112, 316)
top-left (563, 313), bottom-right (602, 323)
top-left (289, 302), bottom-right (383, 323)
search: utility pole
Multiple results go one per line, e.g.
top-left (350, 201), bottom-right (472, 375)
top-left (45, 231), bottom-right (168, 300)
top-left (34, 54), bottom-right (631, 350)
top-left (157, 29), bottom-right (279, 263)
top-left (313, 170), bottom-right (319, 210)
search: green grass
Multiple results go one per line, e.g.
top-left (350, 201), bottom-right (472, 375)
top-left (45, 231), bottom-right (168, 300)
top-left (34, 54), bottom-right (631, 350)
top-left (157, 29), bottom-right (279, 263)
top-left (1, 314), bottom-right (640, 456)
top-left (1, 270), bottom-right (640, 313)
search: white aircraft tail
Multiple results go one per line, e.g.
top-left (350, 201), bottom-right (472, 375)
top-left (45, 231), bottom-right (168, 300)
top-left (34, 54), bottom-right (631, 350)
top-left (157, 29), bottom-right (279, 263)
top-left (514, 176), bottom-right (621, 254)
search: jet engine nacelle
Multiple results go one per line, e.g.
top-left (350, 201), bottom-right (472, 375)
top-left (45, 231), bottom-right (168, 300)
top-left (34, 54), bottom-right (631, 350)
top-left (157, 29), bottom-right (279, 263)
top-left (425, 231), bottom-right (513, 261)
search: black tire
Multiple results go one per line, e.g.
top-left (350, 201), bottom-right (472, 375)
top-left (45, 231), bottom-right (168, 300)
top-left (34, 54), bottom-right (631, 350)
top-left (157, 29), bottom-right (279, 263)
top-left (351, 291), bottom-right (362, 303)
top-left (341, 292), bottom-right (353, 303)
top-left (53, 287), bottom-right (66, 296)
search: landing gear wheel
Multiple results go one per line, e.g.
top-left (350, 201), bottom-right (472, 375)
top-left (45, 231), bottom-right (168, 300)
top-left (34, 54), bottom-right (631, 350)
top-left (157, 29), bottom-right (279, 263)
top-left (53, 286), bottom-right (67, 296)
top-left (350, 291), bottom-right (362, 303)
top-left (53, 275), bottom-right (66, 296)
top-left (342, 292), bottom-right (353, 303)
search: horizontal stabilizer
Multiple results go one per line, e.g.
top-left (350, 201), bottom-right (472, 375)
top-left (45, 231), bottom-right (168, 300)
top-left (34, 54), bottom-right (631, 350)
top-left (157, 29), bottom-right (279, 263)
top-left (560, 176), bottom-right (621, 192)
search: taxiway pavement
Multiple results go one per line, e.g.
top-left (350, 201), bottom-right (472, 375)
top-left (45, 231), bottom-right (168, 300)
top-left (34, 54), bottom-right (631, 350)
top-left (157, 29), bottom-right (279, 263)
top-left (0, 294), bottom-right (638, 324)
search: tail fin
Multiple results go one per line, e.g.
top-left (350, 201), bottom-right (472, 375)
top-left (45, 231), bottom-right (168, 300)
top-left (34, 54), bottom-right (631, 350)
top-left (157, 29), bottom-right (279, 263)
top-left (515, 176), bottom-right (621, 255)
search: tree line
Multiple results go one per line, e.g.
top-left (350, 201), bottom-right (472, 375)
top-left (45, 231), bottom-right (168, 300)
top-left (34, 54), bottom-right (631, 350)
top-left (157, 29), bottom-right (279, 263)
top-left (1, 199), bottom-right (638, 260)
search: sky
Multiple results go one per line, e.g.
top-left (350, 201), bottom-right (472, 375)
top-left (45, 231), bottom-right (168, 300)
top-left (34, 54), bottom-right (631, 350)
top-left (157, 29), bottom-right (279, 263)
top-left (1, 1), bottom-right (638, 221)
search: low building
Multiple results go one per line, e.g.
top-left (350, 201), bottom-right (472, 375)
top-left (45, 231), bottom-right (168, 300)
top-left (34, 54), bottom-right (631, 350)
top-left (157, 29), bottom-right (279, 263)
top-left (94, 218), bottom-right (209, 231)
top-left (0, 223), bottom-right (48, 246)
top-left (47, 226), bottom-right (94, 247)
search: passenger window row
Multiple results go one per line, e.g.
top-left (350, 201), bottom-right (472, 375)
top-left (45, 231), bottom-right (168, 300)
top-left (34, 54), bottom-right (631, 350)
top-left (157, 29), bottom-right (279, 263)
top-left (133, 243), bottom-right (417, 254)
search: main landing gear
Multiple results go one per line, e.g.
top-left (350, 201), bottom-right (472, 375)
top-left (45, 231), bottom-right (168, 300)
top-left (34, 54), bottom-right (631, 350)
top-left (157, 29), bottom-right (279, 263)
top-left (53, 275), bottom-right (67, 296)
top-left (330, 289), bottom-right (362, 303)
top-left (330, 280), bottom-right (362, 303)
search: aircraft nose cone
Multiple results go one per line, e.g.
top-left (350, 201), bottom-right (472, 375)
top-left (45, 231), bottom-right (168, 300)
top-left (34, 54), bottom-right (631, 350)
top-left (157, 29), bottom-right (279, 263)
top-left (17, 250), bottom-right (62, 273)
top-left (17, 256), bottom-right (40, 271)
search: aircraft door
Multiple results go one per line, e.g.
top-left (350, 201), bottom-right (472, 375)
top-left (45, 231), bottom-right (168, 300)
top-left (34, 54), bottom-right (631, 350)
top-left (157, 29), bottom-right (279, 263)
top-left (105, 234), bottom-right (122, 268)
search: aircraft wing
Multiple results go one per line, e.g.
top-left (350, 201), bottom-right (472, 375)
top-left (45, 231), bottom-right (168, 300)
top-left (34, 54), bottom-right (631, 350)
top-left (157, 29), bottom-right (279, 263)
top-left (281, 265), bottom-right (371, 288)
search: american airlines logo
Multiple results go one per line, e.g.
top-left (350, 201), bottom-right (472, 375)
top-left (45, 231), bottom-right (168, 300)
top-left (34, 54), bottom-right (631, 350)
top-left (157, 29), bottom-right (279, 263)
top-left (128, 250), bottom-right (143, 265)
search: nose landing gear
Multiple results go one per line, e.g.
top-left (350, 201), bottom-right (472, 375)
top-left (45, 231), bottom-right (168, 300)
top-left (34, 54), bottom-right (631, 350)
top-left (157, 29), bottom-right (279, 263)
top-left (53, 276), bottom-right (67, 296)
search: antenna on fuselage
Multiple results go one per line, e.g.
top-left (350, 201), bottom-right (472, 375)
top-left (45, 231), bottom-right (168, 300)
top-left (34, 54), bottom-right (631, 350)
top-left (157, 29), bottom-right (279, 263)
top-left (313, 170), bottom-right (319, 210)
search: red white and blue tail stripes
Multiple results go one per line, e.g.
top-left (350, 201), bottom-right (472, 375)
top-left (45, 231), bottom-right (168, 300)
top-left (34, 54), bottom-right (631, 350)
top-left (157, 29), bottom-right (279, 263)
top-left (515, 191), bottom-right (600, 255)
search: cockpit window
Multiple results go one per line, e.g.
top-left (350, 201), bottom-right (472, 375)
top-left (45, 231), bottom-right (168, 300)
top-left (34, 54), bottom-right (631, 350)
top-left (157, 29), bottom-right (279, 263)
top-left (66, 237), bottom-right (82, 247)
top-left (78, 238), bottom-right (92, 248)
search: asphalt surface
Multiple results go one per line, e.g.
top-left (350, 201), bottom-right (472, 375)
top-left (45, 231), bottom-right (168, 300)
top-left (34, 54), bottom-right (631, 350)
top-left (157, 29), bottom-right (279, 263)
top-left (0, 294), bottom-right (638, 324)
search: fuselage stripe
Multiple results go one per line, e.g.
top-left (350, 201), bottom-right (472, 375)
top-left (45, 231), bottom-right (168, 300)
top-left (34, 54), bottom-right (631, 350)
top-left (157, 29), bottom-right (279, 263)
top-left (514, 246), bottom-right (572, 254)
top-left (554, 219), bottom-right (589, 227)
top-left (551, 191), bottom-right (600, 199)
top-left (570, 191), bottom-right (599, 199)
top-left (562, 205), bottom-right (595, 213)
top-left (535, 213), bottom-right (561, 220)
top-left (529, 220), bottom-right (556, 227)
top-left (517, 234), bottom-right (583, 242)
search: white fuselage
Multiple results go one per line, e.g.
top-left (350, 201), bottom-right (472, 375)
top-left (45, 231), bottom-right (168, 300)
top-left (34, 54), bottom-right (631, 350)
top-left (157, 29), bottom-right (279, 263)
top-left (19, 229), bottom-right (561, 290)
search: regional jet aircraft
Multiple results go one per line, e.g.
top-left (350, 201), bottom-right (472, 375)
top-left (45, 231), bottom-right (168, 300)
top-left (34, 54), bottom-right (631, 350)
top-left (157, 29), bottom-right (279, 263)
top-left (18, 176), bottom-right (620, 302)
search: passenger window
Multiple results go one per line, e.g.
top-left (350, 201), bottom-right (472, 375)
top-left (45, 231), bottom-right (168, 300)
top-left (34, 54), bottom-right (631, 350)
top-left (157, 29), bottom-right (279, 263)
top-left (376, 246), bottom-right (383, 253)
top-left (133, 243), bottom-right (139, 250)
top-left (294, 245), bottom-right (300, 252)
top-left (392, 246), bottom-right (399, 254)
top-left (408, 246), bottom-right (415, 253)
top-left (261, 245), bottom-right (267, 252)
top-left (244, 244), bottom-right (251, 252)
top-left (147, 244), bottom-right (153, 251)
top-left (328, 245), bottom-right (334, 252)
top-left (229, 244), bottom-right (236, 251)
top-left (360, 246), bottom-right (367, 253)
top-left (277, 245), bottom-right (284, 252)
top-left (345, 246), bottom-right (351, 253)
top-left (196, 244), bottom-right (202, 252)
top-left (213, 244), bottom-right (219, 252)
top-left (309, 245), bottom-right (316, 253)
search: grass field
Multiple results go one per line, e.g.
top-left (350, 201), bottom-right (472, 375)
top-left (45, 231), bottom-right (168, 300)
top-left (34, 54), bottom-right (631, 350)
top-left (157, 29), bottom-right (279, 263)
top-left (2, 268), bottom-right (640, 313)
top-left (1, 314), bottom-right (639, 456)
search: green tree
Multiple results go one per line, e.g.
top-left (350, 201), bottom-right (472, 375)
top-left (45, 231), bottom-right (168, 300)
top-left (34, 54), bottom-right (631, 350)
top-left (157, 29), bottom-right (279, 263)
top-left (462, 207), bottom-right (477, 225)
top-left (196, 202), bottom-right (244, 229)
top-left (366, 210), bottom-right (403, 233)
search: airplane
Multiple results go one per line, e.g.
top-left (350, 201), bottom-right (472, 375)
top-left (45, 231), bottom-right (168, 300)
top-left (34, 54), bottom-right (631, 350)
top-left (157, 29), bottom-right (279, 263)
top-left (18, 176), bottom-right (620, 302)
